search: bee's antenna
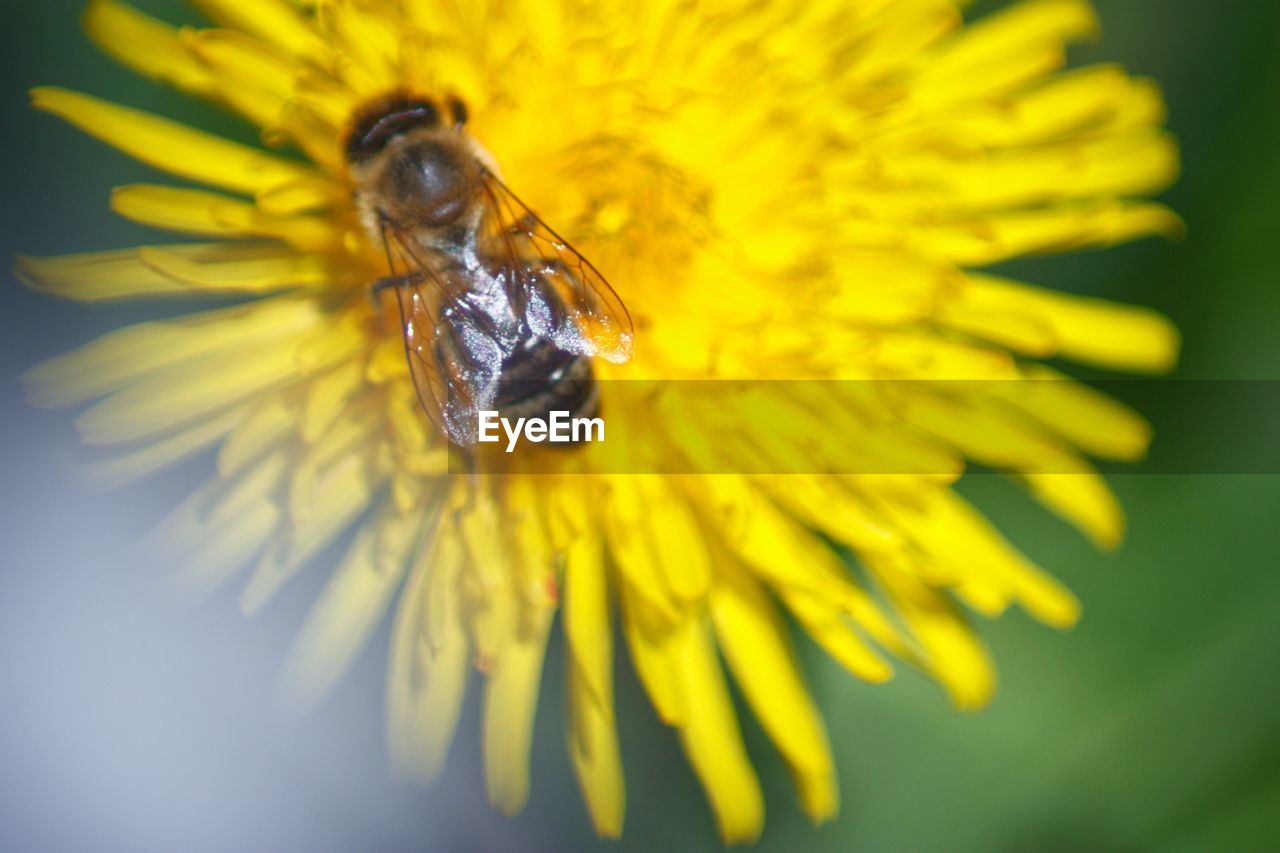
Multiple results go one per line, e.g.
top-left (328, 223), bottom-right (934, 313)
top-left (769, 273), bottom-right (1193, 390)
top-left (448, 95), bottom-right (468, 128)
top-left (370, 215), bottom-right (399, 315)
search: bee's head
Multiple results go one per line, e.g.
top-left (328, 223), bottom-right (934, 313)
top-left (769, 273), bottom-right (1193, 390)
top-left (344, 92), bottom-right (478, 228)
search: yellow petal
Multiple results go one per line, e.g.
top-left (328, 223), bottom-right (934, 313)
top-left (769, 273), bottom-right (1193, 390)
top-left (603, 476), bottom-right (681, 624)
top-left (164, 497), bottom-right (281, 602)
top-left (112, 185), bottom-right (337, 251)
top-left (276, 506), bottom-right (427, 714)
top-left (921, 202), bottom-right (1184, 267)
top-left (83, 0), bottom-right (215, 95)
top-left (14, 247), bottom-right (213, 301)
top-left (191, 0), bottom-right (331, 62)
top-left (928, 0), bottom-right (1097, 77)
top-left (1019, 462), bottom-right (1126, 549)
top-left (300, 359), bottom-right (368, 443)
top-left (482, 603), bottom-right (554, 816)
top-left (240, 449), bottom-right (384, 614)
top-left (563, 528), bottom-right (613, 720)
top-left (16, 244), bottom-right (338, 300)
top-left (894, 131), bottom-right (1180, 213)
top-left (758, 470), bottom-right (940, 554)
top-left (710, 559), bottom-right (838, 824)
top-left (30, 87), bottom-right (334, 199)
top-left (961, 273), bottom-right (1180, 372)
top-left (1003, 365), bottom-right (1154, 461)
top-left (503, 476), bottom-right (559, 608)
top-left (567, 660), bottom-right (625, 838)
top-left (319, 0), bottom-right (402, 93)
top-left (183, 29), bottom-right (299, 130)
top-left (217, 392), bottom-right (303, 477)
top-left (387, 522), bottom-right (471, 782)
top-left (778, 584), bottom-right (896, 683)
top-left (139, 243), bottom-right (338, 292)
top-left (642, 478), bottom-right (712, 605)
top-left (81, 403), bottom-right (249, 491)
top-left (882, 489), bottom-right (1082, 628)
top-left (873, 563), bottom-right (997, 710)
top-left (456, 488), bottom-right (519, 668)
top-left (74, 325), bottom-right (315, 445)
top-left (839, 2), bottom-right (959, 82)
top-left (618, 585), bottom-right (687, 726)
top-left (144, 446), bottom-right (291, 603)
top-left (672, 617), bottom-right (765, 844)
top-left (563, 528), bottom-right (625, 837)
top-left (21, 295), bottom-right (321, 408)
top-left (686, 475), bottom-right (835, 595)
top-left (912, 38), bottom-right (1065, 115)
top-left (897, 388), bottom-right (1072, 471)
top-left (287, 399), bottom-right (382, 522)
top-left (936, 304), bottom-right (1058, 358)
top-left (933, 64), bottom-right (1166, 148)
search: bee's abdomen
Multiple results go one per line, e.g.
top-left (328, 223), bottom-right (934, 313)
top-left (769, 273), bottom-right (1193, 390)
top-left (496, 338), bottom-right (599, 439)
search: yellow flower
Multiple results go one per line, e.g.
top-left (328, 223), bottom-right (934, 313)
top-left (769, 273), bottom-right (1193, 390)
top-left (21, 0), bottom-right (1179, 843)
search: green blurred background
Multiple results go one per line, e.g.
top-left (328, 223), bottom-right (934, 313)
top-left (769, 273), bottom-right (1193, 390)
top-left (1, 1), bottom-right (1277, 850)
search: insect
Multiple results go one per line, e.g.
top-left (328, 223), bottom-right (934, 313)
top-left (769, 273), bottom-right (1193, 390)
top-left (344, 91), bottom-right (633, 448)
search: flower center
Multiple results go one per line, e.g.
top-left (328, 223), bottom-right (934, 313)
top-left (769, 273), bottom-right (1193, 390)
top-left (549, 138), bottom-right (714, 286)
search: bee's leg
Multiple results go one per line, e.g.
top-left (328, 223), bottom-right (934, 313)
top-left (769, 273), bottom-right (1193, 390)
top-left (369, 271), bottom-right (426, 310)
top-left (503, 213), bottom-right (539, 239)
top-left (445, 447), bottom-right (480, 512)
top-left (464, 448), bottom-right (480, 496)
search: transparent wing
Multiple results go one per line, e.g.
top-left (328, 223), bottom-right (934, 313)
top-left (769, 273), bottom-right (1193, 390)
top-left (381, 220), bottom-right (502, 447)
top-left (377, 167), bottom-right (633, 447)
top-left (477, 169), bottom-right (634, 364)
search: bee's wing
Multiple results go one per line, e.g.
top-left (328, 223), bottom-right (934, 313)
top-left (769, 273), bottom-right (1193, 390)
top-left (382, 223), bottom-right (503, 447)
top-left (477, 170), bottom-right (634, 364)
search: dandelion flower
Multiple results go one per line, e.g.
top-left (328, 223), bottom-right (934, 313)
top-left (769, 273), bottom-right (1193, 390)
top-left (22, 0), bottom-right (1179, 842)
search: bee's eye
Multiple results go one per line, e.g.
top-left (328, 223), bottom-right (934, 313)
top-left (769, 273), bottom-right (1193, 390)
top-left (345, 96), bottom-right (441, 165)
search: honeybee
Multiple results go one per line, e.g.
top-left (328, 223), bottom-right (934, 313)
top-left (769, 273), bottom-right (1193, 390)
top-left (345, 92), bottom-right (633, 447)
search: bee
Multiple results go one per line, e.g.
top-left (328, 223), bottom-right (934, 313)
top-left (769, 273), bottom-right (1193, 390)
top-left (344, 92), bottom-right (633, 448)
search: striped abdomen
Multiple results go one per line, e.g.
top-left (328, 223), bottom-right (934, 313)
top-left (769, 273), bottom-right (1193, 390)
top-left (495, 336), bottom-right (599, 439)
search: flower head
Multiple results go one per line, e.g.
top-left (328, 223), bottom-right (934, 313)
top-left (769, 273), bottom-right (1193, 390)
top-left (23, 0), bottom-right (1178, 842)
